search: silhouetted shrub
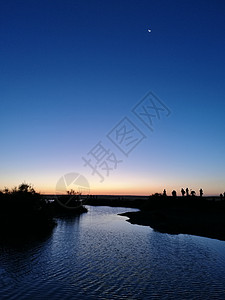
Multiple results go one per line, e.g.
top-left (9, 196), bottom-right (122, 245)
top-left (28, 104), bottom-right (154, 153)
top-left (0, 183), bottom-right (56, 235)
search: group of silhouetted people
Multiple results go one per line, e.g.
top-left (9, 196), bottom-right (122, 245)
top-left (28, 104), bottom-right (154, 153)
top-left (162, 188), bottom-right (204, 197)
top-left (180, 188), bottom-right (203, 197)
top-left (159, 189), bottom-right (225, 199)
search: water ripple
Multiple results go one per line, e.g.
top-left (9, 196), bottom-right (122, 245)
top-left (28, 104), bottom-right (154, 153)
top-left (1, 206), bottom-right (225, 299)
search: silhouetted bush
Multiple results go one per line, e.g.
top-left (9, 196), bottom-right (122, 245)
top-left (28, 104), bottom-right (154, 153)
top-left (0, 183), bottom-right (56, 236)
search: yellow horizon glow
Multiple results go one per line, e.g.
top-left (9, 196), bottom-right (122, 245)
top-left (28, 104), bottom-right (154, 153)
top-left (0, 179), bottom-right (223, 197)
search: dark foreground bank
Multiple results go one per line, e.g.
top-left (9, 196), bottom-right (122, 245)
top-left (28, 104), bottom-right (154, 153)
top-left (0, 184), bottom-right (88, 243)
top-left (119, 196), bottom-right (225, 241)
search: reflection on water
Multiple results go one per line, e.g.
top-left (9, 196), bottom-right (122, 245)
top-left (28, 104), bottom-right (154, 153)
top-left (1, 206), bottom-right (225, 299)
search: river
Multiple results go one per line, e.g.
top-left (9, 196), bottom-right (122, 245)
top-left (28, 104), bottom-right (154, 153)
top-left (0, 206), bottom-right (225, 299)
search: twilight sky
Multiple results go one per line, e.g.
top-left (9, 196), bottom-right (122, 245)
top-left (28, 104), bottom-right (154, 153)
top-left (1, 0), bottom-right (225, 195)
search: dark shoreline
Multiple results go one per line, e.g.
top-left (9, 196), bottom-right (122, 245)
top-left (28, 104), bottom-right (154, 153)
top-left (82, 195), bottom-right (225, 242)
top-left (120, 210), bottom-right (225, 241)
top-left (118, 196), bottom-right (225, 241)
top-left (45, 194), bottom-right (225, 241)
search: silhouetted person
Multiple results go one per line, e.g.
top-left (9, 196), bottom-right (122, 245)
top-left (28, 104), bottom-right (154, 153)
top-left (181, 188), bottom-right (185, 196)
top-left (186, 188), bottom-right (189, 196)
top-left (163, 189), bottom-right (167, 197)
top-left (199, 188), bottom-right (203, 197)
top-left (191, 190), bottom-right (196, 197)
top-left (172, 190), bottom-right (177, 198)
top-left (220, 193), bottom-right (223, 200)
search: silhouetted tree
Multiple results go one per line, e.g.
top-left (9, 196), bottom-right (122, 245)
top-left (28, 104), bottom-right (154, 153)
top-left (0, 183), bottom-right (56, 235)
top-left (18, 183), bottom-right (35, 194)
top-left (67, 189), bottom-right (74, 195)
top-left (12, 186), bottom-right (18, 193)
top-left (3, 187), bottom-right (9, 194)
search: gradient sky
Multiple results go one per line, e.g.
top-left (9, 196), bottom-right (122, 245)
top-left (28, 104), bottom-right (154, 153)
top-left (1, 0), bottom-right (225, 196)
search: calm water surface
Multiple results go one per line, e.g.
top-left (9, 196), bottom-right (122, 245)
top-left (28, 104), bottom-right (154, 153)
top-left (1, 206), bottom-right (225, 299)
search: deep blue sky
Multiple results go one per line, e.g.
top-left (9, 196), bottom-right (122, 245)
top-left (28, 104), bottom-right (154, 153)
top-left (1, 0), bottom-right (225, 195)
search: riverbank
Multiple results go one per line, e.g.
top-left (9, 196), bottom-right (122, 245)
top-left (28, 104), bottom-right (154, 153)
top-left (119, 196), bottom-right (225, 241)
top-left (44, 194), bottom-right (225, 241)
top-left (85, 195), bottom-right (149, 208)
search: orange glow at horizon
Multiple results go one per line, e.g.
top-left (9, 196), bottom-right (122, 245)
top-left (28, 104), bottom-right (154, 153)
top-left (36, 183), bottom-right (221, 197)
top-left (0, 177), bottom-right (222, 197)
